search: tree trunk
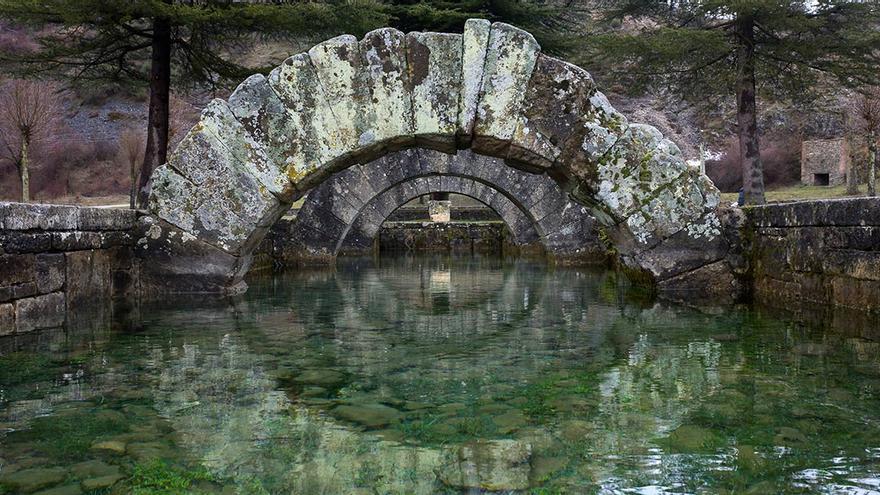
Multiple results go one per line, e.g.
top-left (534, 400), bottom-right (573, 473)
top-left (130, 157), bottom-right (138, 210)
top-left (869, 132), bottom-right (877, 197)
top-left (847, 151), bottom-right (859, 195)
top-left (735, 15), bottom-right (766, 205)
top-left (137, 13), bottom-right (172, 208)
top-left (19, 138), bottom-right (29, 203)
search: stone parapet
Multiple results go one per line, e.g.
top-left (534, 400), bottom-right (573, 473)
top-left (745, 198), bottom-right (880, 312)
top-left (0, 202), bottom-right (139, 336)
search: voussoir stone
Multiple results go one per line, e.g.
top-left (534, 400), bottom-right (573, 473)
top-left (457, 19), bottom-right (491, 144)
top-left (508, 54), bottom-right (597, 171)
top-left (267, 53), bottom-right (352, 183)
top-left (406, 31), bottom-right (462, 152)
top-left (472, 22), bottom-right (540, 158)
top-left (358, 28), bottom-right (414, 153)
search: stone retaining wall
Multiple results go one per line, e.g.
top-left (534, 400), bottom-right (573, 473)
top-left (0, 202), bottom-right (138, 336)
top-left (378, 222), bottom-right (519, 255)
top-left (745, 198), bottom-right (880, 312)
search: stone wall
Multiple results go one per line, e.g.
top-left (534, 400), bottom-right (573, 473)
top-left (801, 138), bottom-right (848, 186)
top-left (745, 198), bottom-right (880, 312)
top-left (378, 222), bottom-right (518, 255)
top-left (0, 202), bottom-right (138, 336)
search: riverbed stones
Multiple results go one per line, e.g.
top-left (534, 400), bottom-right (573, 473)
top-left (90, 439), bottom-right (127, 454)
top-left (0, 467), bottom-right (67, 493)
top-left (438, 439), bottom-right (532, 491)
top-left (79, 474), bottom-right (124, 491)
top-left (331, 403), bottom-right (402, 428)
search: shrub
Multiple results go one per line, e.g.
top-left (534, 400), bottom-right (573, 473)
top-left (706, 134), bottom-right (801, 192)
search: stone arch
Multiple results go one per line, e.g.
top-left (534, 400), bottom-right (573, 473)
top-left (277, 148), bottom-right (602, 262)
top-left (141, 20), bottom-right (735, 296)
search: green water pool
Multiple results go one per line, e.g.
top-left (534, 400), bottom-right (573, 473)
top-left (1, 255), bottom-right (879, 494)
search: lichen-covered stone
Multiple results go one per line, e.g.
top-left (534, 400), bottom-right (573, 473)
top-left (197, 99), bottom-right (291, 199)
top-left (472, 22), bottom-right (540, 157)
top-left (508, 55), bottom-right (597, 170)
top-left (308, 35), bottom-right (363, 156)
top-left (358, 28), bottom-right (415, 154)
top-left (152, 122), bottom-right (285, 255)
top-left (458, 19), bottom-right (491, 144)
top-left (267, 53), bottom-right (354, 183)
top-left (142, 19), bottom-right (732, 294)
top-left (406, 31), bottom-right (462, 152)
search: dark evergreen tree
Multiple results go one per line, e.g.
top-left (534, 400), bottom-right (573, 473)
top-left (0, 0), bottom-right (389, 206)
top-left (583, 0), bottom-right (880, 204)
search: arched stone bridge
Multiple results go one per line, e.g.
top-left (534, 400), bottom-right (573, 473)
top-left (277, 149), bottom-right (603, 262)
top-left (139, 19), bottom-right (740, 297)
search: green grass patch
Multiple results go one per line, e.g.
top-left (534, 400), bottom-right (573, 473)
top-left (129, 460), bottom-right (216, 495)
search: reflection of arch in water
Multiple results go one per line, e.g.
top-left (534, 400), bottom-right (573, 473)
top-left (277, 149), bottom-right (603, 263)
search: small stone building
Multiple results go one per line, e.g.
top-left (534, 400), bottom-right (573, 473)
top-left (801, 138), bottom-right (849, 186)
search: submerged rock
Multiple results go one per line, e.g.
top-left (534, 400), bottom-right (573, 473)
top-left (438, 439), bottom-right (532, 491)
top-left (774, 427), bottom-right (807, 445)
top-left (80, 474), bottom-right (124, 491)
top-left (32, 485), bottom-right (82, 495)
top-left (90, 439), bottom-right (126, 454)
top-left (662, 425), bottom-right (724, 453)
top-left (69, 460), bottom-right (120, 479)
top-left (0, 467), bottom-right (67, 493)
top-left (331, 404), bottom-right (402, 428)
top-left (293, 369), bottom-right (346, 387)
top-left (530, 456), bottom-right (568, 485)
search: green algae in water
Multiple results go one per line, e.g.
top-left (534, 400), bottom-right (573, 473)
top-left (1, 255), bottom-right (879, 494)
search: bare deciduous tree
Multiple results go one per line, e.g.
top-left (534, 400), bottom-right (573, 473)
top-left (0, 79), bottom-right (59, 202)
top-left (850, 87), bottom-right (880, 197)
top-left (119, 129), bottom-right (145, 209)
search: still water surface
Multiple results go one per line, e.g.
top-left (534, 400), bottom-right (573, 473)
top-left (1, 256), bottom-right (880, 494)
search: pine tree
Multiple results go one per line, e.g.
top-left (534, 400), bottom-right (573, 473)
top-left (583, 0), bottom-right (880, 205)
top-left (0, 0), bottom-right (389, 206)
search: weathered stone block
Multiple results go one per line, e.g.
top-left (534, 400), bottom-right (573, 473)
top-left (357, 28), bottom-right (415, 154)
top-left (406, 31), bottom-right (462, 152)
top-left (15, 292), bottom-right (65, 333)
top-left (0, 303), bottom-right (13, 335)
top-left (35, 253), bottom-right (65, 294)
top-left (0, 232), bottom-right (52, 253)
top-left (77, 207), bottom-right (137, 231)
top-left (268, 52), bottom-right (355, 181)
top-left (151, 140), bottom-right (284, 255)
top-left (0, 203), bottom-right (79, 231)
top-left (472, 23), bottom-right (540, 157)
top-left (135, 217), bottom-right (252, 293)
top-left (508, 55), bottom-right (596, 170)
top-left (308, 35), bottom-right (363, 156)
top-left (458, 19), bottom-right (491, 144)
top-left (65, 250), bottom-right (111, 307)
top-left (191, 99), bottom-right (291, 200)
top-left (657, 260), bottom-right (743, 304)
top-left (0, 254), bottom-right (35, 286)
top-left (51, 231), bottom-right (104, 251)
